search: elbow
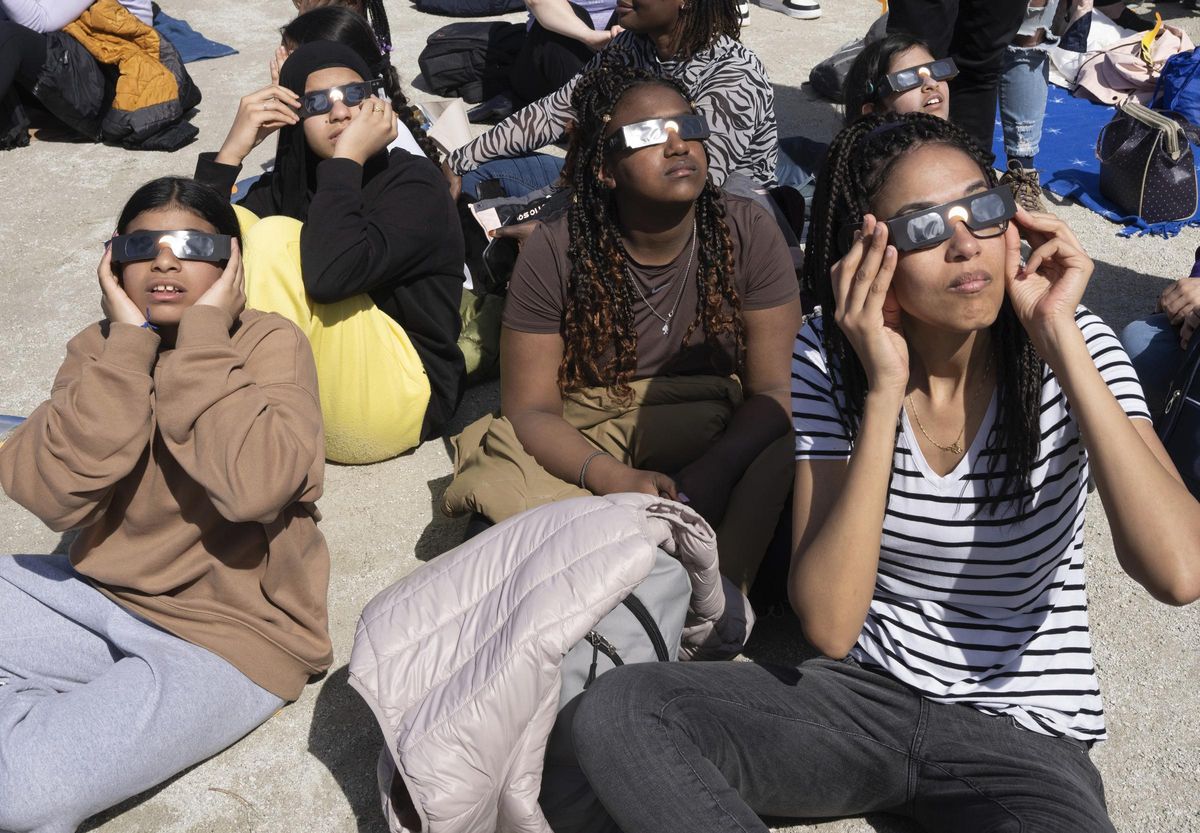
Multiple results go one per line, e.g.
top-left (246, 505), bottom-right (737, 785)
top-left (797, 622), bottom-right (858, 660)
top-left (1151, 571), bottom-right (1200, 607)
top-left (788, 591), bottom-right (859, 659)
top-left (214, 494), bottom-right (287, 525)
top-left (302, 278), bottom-right (346, 305)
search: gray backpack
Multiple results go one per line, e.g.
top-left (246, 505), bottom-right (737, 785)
top-left (557, 547), bottom-right (691, 709)
top-left (540, 549), bottom-right (691, 832)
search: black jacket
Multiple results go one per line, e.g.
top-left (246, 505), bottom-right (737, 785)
top-left (1, 26), bottom-right (200, 151)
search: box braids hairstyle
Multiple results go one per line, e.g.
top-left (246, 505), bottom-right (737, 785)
top-left (672, 0), bottom-right (742, 57)
top-left (557, 60), bottom-right (741, 399)
top-left (801, 111), bottom-right (1043, 510)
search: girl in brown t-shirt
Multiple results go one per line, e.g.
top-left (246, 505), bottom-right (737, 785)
top-left (488, 62), bottom-right (802, 590)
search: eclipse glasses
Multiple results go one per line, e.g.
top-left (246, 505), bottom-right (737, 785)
top-left (605, 114), bottom-right (711, 152)
top-left (840, 185), bottom-right (1017, 254)
top-left (872, 57), bottom-right (958, 97)
top-left (109, 231), bottom-right (233, 264)
top-left (298, 80), bottom-right (380, 118)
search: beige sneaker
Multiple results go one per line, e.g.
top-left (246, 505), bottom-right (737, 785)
top-left (1000, 161), bottom-right (1047, 213)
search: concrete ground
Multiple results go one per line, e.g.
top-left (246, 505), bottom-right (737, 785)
top-left (0, 0), bottom-right (1197, 830)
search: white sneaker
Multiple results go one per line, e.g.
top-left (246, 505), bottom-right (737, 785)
top-left (782, 0), bottom-right (820, 18)
top-left (737, 2), bottom-right (750, 25)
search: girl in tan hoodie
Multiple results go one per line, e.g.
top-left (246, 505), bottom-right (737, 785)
top-left (0, 177), bottom-right (332, 833)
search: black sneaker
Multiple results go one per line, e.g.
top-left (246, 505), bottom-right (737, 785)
top-left (781, 0), bottom-right (821, 18)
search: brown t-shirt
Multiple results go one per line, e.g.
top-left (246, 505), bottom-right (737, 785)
top-left (503, 194), bottom-right (799, 379)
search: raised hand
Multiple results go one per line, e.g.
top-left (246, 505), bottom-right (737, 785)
top-left (269, 44), bottom-right (289, 86)
top-left (832, 214), bottom-right (908, 398)
top-left (98, 244), bottom-right (146, 327)
top-left (333, 97), bottom-right (398, 166)
top-left (215, 84), bottom-right (302, 167)
top-left (194, 239), bottom-right (246, 323)
top-left (1005, 207), bottom-right (1092, 357)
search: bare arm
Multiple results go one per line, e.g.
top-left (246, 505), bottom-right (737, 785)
top-left (674, 299), bottom-right (802, 523)
top-left (788, 217), bottom-right (907, 657)
top-left (1009, 208), bottom-right (1200, 605)
top-left (1045, 327), bottom-right (1200, 604)
top-left (790, 390), bottom-right (902, 657)
top-left (526, 0), bottom-right (613, 48)
top-left (500, 327), bottom-right (677, 497)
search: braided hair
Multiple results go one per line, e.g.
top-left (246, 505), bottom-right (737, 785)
top-left (672, 0), bottom-right (741, 58)
top-left (361, 0), bottom-right (393, 54)
top-left (802, 112), bottom-right (1042, 510)
top-left (282, 6), bottom-right (442, 164)
top-left (558, 61), bottom-right (741, 399)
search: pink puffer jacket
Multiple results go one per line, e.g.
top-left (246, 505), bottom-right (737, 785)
top-left (348, 494), bottom-right (755, 833)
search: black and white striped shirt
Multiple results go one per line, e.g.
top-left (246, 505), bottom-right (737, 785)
top-left (791, 309), bottom-right (1150, 742)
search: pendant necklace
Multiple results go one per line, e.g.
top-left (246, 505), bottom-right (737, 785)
top-left (907, 352), bottom-right (993, 457)
top-left (626, 219), bottom-right (697, 336)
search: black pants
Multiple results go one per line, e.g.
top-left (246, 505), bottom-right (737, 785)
top-left (0, 21), bottom-right (47, 149)
top-left (887, 0), bottom-right (1027, 152)
top-left (553, 657), bottom-right (1114, 833)
top-left (0, 22), bottom-right (47, 100)
top-left (510, 5), bottom-right (615, 106)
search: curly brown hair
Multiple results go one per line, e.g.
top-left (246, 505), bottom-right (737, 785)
top-left (558, 59), bottom-right (743, 398)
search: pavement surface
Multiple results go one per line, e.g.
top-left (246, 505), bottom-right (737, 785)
top-left (0, 1), bottom-right (1197, 831)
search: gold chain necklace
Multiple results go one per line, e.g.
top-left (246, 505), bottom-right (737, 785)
top-left (907, 353), bottom-right (992, 456)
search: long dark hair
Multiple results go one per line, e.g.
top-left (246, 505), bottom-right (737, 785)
top-left (842, 32), bottom-right (930, 125)
top-left (802, 112), bottom-right (1042, 510)
top-left (558, 62), bottom-right (741, 398)
top-left (115, 177), bottom-right (241, 273)
top-left (282, 6), bottom-right (441, 164)
top-left (671, 0), bottom-right (741, 57)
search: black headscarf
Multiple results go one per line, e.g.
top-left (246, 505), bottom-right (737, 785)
top-left (272, 41), bottom-right (379, 220)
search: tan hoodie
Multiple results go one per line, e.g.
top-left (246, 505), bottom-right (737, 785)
top-left (0, 305), bottom-right (332, 700)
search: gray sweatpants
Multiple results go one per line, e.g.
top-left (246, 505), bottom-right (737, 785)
top-left (0, 555), bottom-right (284, 833)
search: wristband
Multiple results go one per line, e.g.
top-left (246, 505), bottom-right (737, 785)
top-left (578, 450), bottom-right (609, 490)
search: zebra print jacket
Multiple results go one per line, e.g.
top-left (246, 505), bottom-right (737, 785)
top-left (447, 33), bottom-right (778, 188)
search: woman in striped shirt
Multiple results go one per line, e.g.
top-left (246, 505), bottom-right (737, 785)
top-left (565, 112), bottom-right (1200, 832)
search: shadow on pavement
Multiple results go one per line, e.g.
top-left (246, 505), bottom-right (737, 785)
top-left (309, 665), bottom-right (391, 833)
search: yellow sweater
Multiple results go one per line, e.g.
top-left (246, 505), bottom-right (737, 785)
top-left (0, 306), bottom-right (332, 700)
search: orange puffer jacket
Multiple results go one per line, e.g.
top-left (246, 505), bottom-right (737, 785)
top-left (57, 0), bottom-right (200, 148)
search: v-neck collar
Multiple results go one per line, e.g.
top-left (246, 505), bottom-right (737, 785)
top-left (898, 390), bottom-right (998, 491)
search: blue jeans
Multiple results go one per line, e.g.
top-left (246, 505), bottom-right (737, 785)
top-left (555, 657), bottom-right (1113, 833)
top-left (774, 135), bottom-right (827, 205)
top-left (460, 153), bottom-right (565, 200)
top-left (1120, 313), bottom-right (1184, 415)
top-left (998, 43), bottom-right (1050, 163)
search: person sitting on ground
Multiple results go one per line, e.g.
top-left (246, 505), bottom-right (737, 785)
top-left (512, 0), bottom-right (622, 106)
top-left (1120, 246), bottom-right (1200, 414)
top-left (196, 40), bottom-right (466, 465)
top-left (557, 112), bottom-right (1200, 832)
top-left (0, 176), bottom-right (331, 833)
top-left (443, 64), bottom-right (802, 592)
top-left (441, 0), bottom-right (776, 201)
top-left (277, 5), bottom-right (442, 164)
top-left (842, 33), bottom-right (1044, 210)
top-left (843, 33), bottom-right (952, 125)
